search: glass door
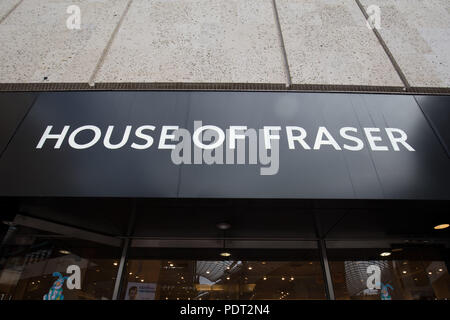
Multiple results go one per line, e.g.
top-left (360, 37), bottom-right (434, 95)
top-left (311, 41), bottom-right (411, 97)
top-left (121, 244), bottom-right (326, 300)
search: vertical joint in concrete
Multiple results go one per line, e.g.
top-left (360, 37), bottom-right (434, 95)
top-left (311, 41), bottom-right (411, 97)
top-left (0, 0), bottom-right (25, 25)
top-left (271, 0), bottom-right (292, 88)
top-left (354, 0), bottom-right (410, 90)
top-left (89, 0), bottom-right (133, 87)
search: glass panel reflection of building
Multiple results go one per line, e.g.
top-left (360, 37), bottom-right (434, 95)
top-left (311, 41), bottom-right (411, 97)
top-left (332, 259), bottom-right (450, 300)
top-left (123, 259), bottom-right (326, 300)
top-left (0, 226), bottom-right (120, 300)
top-left (343, 261), bottom-right (389, 297)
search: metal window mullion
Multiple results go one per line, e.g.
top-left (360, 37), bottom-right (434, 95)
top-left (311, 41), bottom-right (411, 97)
top-left (313, 211), bottom-right (335, 300)
top-left (112, 238), bottom-right (130, 300)
top-left (318, 239), bottom-right (335, 300)
top-left (112, 200), bottom-right (136, 300)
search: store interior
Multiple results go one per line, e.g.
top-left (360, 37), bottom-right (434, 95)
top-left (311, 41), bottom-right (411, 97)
top-left (0, 198), bottom-right (449, 300)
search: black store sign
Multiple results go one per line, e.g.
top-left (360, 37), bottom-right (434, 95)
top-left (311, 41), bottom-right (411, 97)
top-left (0, 91), bottom-right (449, 199)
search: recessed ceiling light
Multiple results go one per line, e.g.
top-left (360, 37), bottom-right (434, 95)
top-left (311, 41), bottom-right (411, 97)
top-left (402, 270), bottom-right (407, 274)
top-left (206, 270), bottom-right (210, 274)
top-left (263, 276), bottom-right (267, 280)
top-left (216, 222), bottom-right (231, 230)
top-left (59, 250), bottom-right (71, 255)
top-left (248, 266), bottom-right (253, 270)
top-left (220, 252), bottom-right (231, 257)
top-left (434, 224), bottom-right (449, 230)
top-left (380, 252), bottom-right (391, 257)
top-left (113, 262), bottom-right (118, 266)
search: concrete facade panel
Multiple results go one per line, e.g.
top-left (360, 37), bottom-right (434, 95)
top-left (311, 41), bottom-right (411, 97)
top-left (360, 0), bottom-right (450, 87)
top-left (0, 0), bottom-right (128, 83)
top-left (95, 0), bottom-right (286, 83)
top-left (277, 0), bottom-right (403, 86)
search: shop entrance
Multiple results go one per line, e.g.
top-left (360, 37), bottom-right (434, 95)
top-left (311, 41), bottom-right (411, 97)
top-left (0, 197), bottom-right (449, 300)
top-left (122, 245), bottom-right (325, 300)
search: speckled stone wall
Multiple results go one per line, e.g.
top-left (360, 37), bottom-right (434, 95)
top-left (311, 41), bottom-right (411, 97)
top-left (360, 0), bottom-right (450, 88)
top-left (0, 0), bottom-right (448, 90)
top-left (95, 0), bottom-right (286, 83)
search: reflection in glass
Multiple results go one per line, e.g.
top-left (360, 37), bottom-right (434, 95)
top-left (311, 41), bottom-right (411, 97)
top-left (122, 259), bottom-right (326, 300)
top-left (0, 226), bottom-right (120, 300)
top-left (329, 246), bottom-right (450, 300)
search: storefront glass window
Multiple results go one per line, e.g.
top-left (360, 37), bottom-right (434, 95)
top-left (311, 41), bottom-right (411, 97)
top-left (121, 248), bottom-right (326, 300)
top-left (0, 225), bottom-right (121, 300)
top-left (327, 242), bottom-right (450, 300)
